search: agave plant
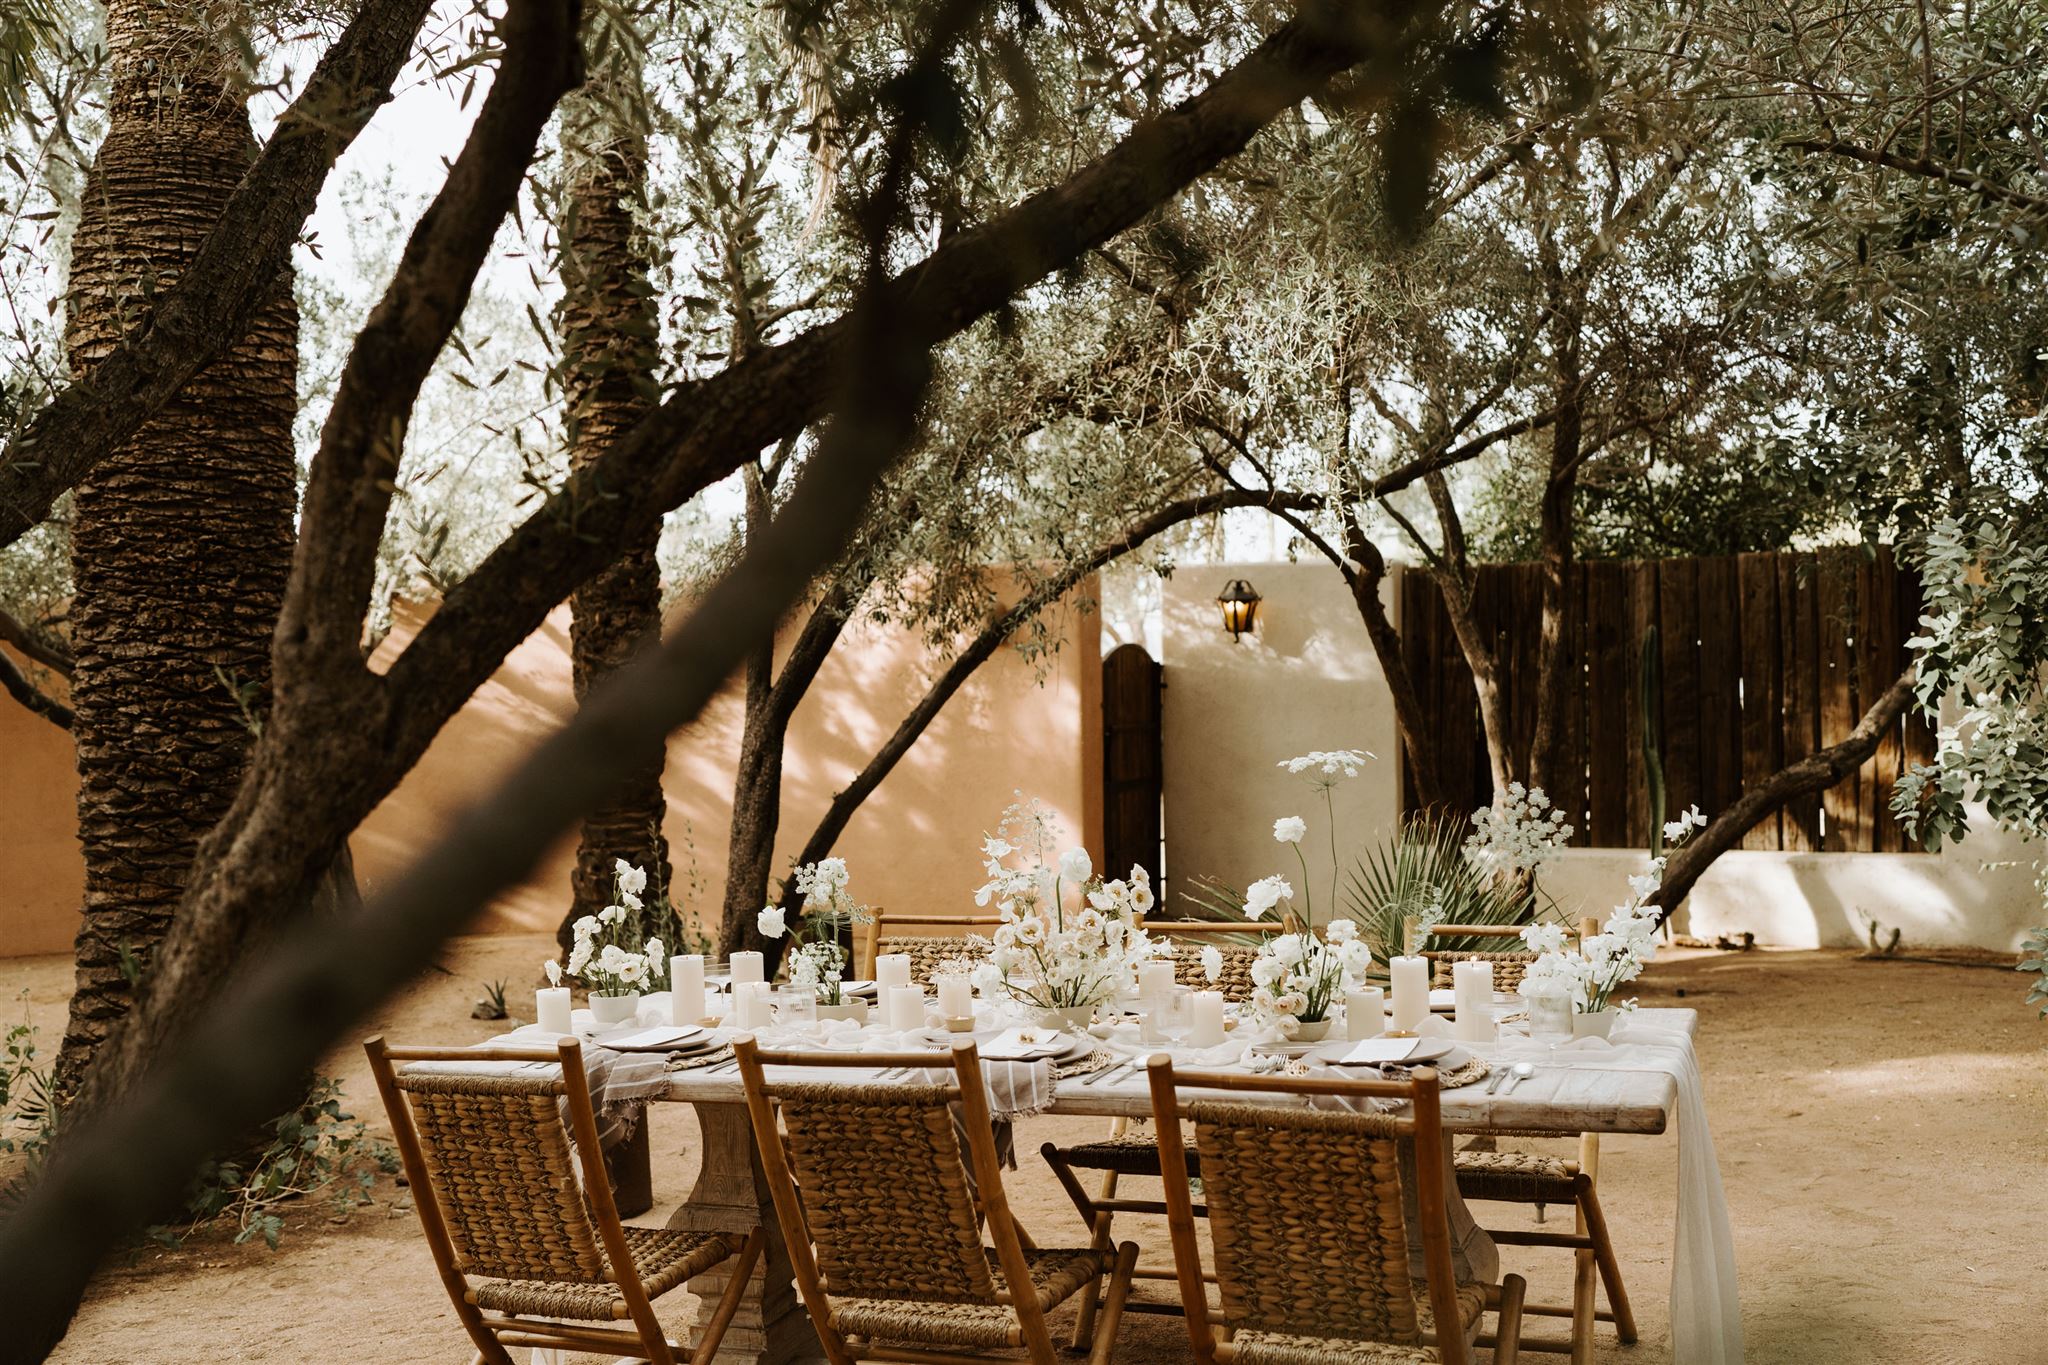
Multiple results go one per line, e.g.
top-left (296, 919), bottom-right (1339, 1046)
top-left (1343, 811), bottom-right (1541, 964)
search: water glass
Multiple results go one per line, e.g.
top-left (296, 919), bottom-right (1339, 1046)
top-left (771, 987), bottom-right (818, 1029)
top-left (1526, 980), bottom-right (1572, 1043)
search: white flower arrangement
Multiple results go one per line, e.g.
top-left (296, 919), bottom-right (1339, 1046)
top-left (974, 795), bottom-right (1163, 1012)
top-left (1464, 782), bottom-right (1574, 879)
top-left (756, 857), bottom-right (870, 1005)
top-left (1237, 748), bottom-right (1376, 1033)
top-left (560, 859), bottom-right (668, 998)
top-left (1517, 807), bottom-right (1705, 1013)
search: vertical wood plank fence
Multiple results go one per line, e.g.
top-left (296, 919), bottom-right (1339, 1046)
top-left (1395, 547), bottom-right (1937, 852)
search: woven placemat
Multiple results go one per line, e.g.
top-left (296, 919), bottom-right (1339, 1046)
top-left (1055, 1045), bottom-right (1118, 1080)
top-left (665, 1044), bottom-right (735, 1072)
top-left (1430, 1055), bottom-right (1490, 1090)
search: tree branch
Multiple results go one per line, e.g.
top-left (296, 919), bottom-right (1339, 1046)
top-left (276, 0), bottom-right (585, 675)
top-left (1648, 666), bottom-right (1918, 920)
top-left (1782, 137), bottom-right (2048, 217)
top-left (0, 648), bottom-right (70, 729)
top-left (0, 606), bottom-right (69, 676)
top-left (0, 0), bottom-right (441, 547)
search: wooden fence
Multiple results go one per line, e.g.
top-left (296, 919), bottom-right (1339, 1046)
top-left (1394, 547), bottom-right (1937, 853)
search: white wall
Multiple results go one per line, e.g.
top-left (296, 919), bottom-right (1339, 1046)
top-left (1159, 562), bottom-right (1401, 916)
top-left (1157, 559), bottom-right (2040, 951)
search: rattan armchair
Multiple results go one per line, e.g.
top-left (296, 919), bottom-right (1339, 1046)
top-left (855, 908), bottom-right (1002, 983)
top-left (1406, 917), bottom-right (1638, 1361)
top-left (733, 1034), bottom-right (1138, 1364)
top-left (364, 1036), bottom-right (764, 1365)
top-left (1145, 1056), bottom-right (1526, 1365)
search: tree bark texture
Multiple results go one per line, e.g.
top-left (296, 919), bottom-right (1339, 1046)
top-left (55, 9), bottom-right (297, 1096)
top-left (558, 60), bottom-right (672, 951)
top-left (1527, 340), bottom-right (1582, 794)
top-left (1422, 470), bottom-right (1515, 792)
top-left (62, 0), bottom-right (1434, 1132)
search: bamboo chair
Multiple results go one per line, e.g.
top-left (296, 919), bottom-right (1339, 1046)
top-left (855, 908), bottom-right (1003, 983)
top-left (1408, 918), bottom-right (1637, 1363)
top-left (733, 1034), bottom-right (1139, 1364)
top-left (1145, 1055), bottom-right (1526, 1364)
top-left (364, 1036), bottom-right (765, 1365)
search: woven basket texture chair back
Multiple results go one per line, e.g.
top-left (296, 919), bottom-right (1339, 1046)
top-left (1422, 949), bottom-right (1537, 992)
top-left (1190, 1100), bottom-right (1429, 1346)
top-left (1164, 940), bottom-right (1260, 1001)
top-left (875, 937), bottom-right (991, 988)
top-left (775, 1079), bottom-right (998, 1304)
top-left (395, 1068), bottom-right (613, 1285)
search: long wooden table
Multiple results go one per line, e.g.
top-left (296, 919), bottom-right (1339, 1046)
top-left (656, 1007), bottom-right (1697, 1364)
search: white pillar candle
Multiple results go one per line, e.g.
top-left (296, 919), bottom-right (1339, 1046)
top-left (1344, 987), bottom-right (1386, 1041)
top-left (886, 984), bottom-right (926, 1032)
top-left (1136, 961), bottom-right (1176, 1005)
top-left (734, 981), bottom-right (772, 1030)
top-left (1188, 990), bottom-right (1226, 1048)
top-left (729, 950), bottom-right (765, 987)
top-left (934, 975), bottom-right (974, 1019)
top-left (875, 953), bottom-right (913, 994)
top-left (671, 955), bottom-right (706, 1024)
top-left (1390, 955), bottom-right (1430, 1032)
top-left (1453, 958), bottom-right (1496, 1042)
top-left (535, 987), bottom-right (572, 1035)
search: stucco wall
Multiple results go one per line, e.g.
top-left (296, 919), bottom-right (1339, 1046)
top-left (1, 580), bottom-right (1101, 957)
top-left (1158, 562), bottom-right (1402, 917)
top-left (0, 647), bottom-right (83, 957)
top-left (1158, 559), bottom-right (2039, 951)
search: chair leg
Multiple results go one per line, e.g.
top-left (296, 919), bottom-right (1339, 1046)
top-left (1578, 1183), bottom-right (1637, 1344)
top-left (1067, 1119), bottom-right (1127, 1350)
top-left (1494, 1273), bottom-right (1527, 1365)
top-left (690, 1228), bottom-right (767, 1365)
top-left (1086, 1242), bottom-right (1141, 1365)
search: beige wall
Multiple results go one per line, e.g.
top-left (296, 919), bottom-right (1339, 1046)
top-left (1159, 562), bottom-right (1402, 917)
top-left (1, 579), bottom-right (1101, 958)
top-left (352, 578), bottom-right (1102, 944)
top-left (0, 647), bottom-right (83, 956)
top-left (1158, 559), bottom-right (2039, 951)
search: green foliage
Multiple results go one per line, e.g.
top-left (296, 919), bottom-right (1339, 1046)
top-left (1342, 811), bottom-right (1534, 965)
top-left (2019, 925), bottom-right (2048, 1019)
top-left (0, 1004), bottom-right (57, 1173)
top-left (150, 1076), bottom-right (398, 1252)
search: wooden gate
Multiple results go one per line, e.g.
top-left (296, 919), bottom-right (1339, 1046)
top-left (1102, 643), bottom-right (1164, 886)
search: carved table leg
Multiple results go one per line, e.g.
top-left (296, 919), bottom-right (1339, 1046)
top-left (666, 1100), bottom-right (823, 1365)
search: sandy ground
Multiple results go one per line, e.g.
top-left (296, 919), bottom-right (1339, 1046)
top-left (4, 937), bottom-right (2042, 1365)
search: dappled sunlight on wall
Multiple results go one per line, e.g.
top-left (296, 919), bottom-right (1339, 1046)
top-left (0, 645), bottom-right (84, 955)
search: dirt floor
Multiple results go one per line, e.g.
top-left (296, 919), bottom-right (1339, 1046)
top-left (4, 938), bottom-right (2042, 1364)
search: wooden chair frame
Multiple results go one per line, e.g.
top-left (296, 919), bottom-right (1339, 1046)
top-left (1145, 1057), bottom-right (1525, 1365)
top-left (365, 1036), bottom-right (765, 1365)
top-left (735, 1035), bottom-right (1137, 1365)
top-left (1405, 917), bottom-right (1637, 1363)
top-left (855, 909), bottom-right (1006, 980)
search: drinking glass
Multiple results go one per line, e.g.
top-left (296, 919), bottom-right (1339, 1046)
top-left (1525, 980), bottom-right (1572, 1043)
top-left (771, 987), bottom-right (818, 1029)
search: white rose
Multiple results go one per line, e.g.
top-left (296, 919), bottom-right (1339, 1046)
top-left (1250, 956), bottom-right (1284, 988)
top-left (757, 905), bottom-right (788, 939)
top-left (645, 938), bottom-right (665, 971)
top-left (1130, 882), bottom-right (1155, 913)
top-left (573, 915), bottom-right (600, 942)
top-left (971, 961), bottom-right (1004, 995)
top-left (567, 942), bottom-right (592, 975)
top-left (617, 957), bottom-right (645, 985)
top-left (1272, 935), bottom-right (1305, 966)
top-left (1326, 919), bottom-right (1357, 944)
top-left (1244, 876), bottom-right (1292, 919)
top-left (1273, 816), bottom-right (1307, 844)
top-left (1058, 846), bottom-right (1093, 885)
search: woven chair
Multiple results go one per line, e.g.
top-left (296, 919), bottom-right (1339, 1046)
top-left (733, 1034), bottom-right (1138, 1364)
top-left (1146, 1055), bottom-right (1524, 1364)
top-left (1037, 914), bottom-right (1280, 1332)
top-left (856, 909), bottom-right (1002, 984)
top-left (1408, 918), bottom-right (1637, 1362)
top-left (364, 1036), bottom-right (764, 1365)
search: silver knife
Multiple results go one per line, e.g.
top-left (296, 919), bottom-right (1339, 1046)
top-left (1084, 1060), bottom-right (1135, 1087)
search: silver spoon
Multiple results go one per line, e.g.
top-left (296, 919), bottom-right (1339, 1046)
top-left (1500, 1062), bottom-right (1537, 1094)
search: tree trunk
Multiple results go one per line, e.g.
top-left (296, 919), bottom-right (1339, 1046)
top-left (1341, 518), bottom-right (1446, 812)
top-left (55, 9), bottom-right (297, 1097)
top-left (1423, 472), bottom-right (1515, 792)
top-left (556, 49), bottom-right (673, 954)
top-left (1527, 359), bottom-right (1582, 793)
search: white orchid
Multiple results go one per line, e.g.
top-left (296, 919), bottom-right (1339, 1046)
top-left (543, 959), bottom-right (562, 988)
top-left (1273, 815), bottom-right (1307, 844)
top-left (1201, 945), bottom-right (1223, 982)
top-left (614, 860), bottom-right (648, 897)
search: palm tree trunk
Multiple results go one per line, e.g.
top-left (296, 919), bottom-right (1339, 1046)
top-left (556, 50), bottom-right (674, 954)
top-left (54, 7), bottom-right (297, 1096)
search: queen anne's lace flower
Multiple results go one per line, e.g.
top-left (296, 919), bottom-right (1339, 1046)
top-left (1465, 783), bottom-right (1575, 877)
top-left (1277, 748), bottom-right (1373, 791)
top-left (1273, 815), bottom-right (1307, 844)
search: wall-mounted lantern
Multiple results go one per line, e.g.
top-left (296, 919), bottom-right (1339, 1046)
top-left (1216, 578), bottom-right (1263, 641)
